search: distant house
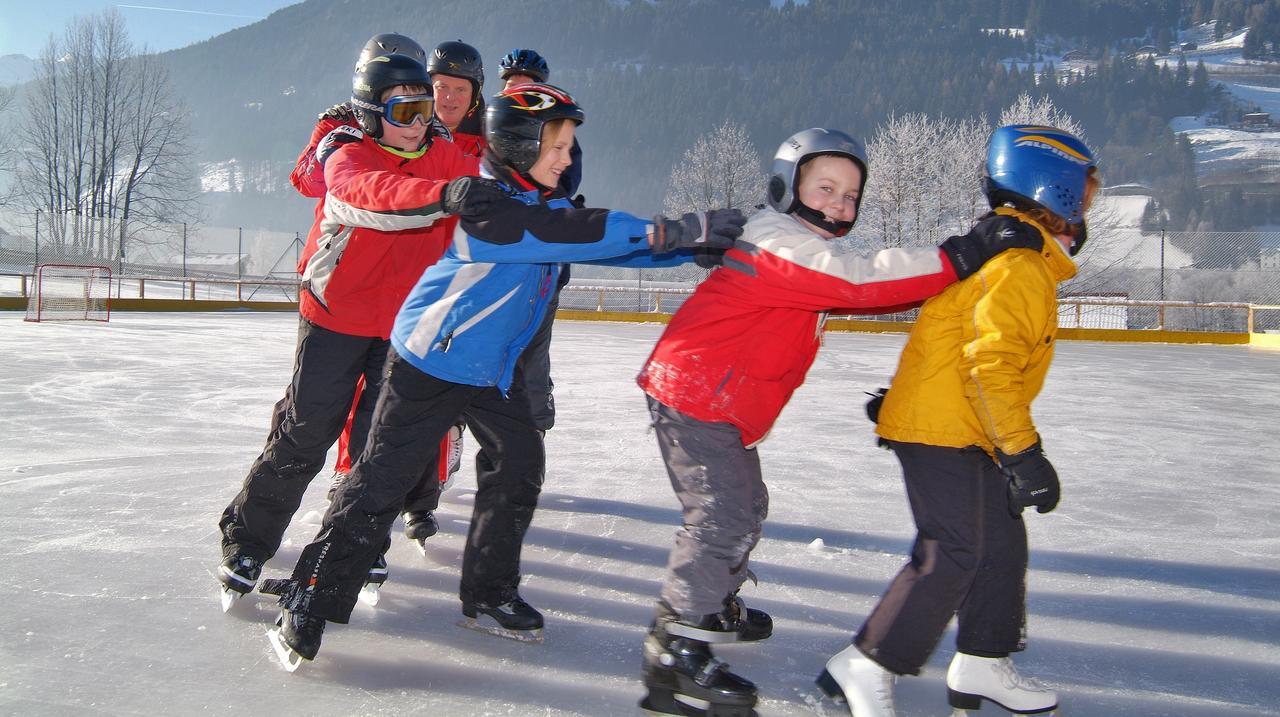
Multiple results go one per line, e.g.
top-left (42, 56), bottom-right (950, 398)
top-left (1262, 248), bottom-right (1280, 271)
top-left (1181, 42), bottom-right (1198, 52)
top-left (1061, 49), bottom-right (1089, 62)
top-left (1131, 45), bottom-right (1159, 59)
top-left (1243, 112), bottom-right (1271, 128)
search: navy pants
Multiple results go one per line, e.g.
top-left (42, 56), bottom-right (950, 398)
top-left (855, 442), bottom-right (1028, 675)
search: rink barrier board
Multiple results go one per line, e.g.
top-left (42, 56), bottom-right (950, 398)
top-left (2, 298), bottom-right (1274, 348)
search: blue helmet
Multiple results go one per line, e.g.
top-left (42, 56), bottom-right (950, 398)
top-left (984, 124), bottom-right (1097, 226)
top-left (499, 49), bottom-right (550, 83)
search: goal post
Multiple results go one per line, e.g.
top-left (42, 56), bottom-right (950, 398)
top-left (24, 264), bottom-right (113, 323)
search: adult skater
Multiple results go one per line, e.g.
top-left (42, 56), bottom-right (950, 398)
top-left (817, 124), bottom-right (1098, 716)
top-left (634, 127), bottom-right (1046, 715)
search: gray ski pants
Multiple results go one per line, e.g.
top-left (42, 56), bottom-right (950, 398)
top-left (648, 397), bottom-right (769, 616)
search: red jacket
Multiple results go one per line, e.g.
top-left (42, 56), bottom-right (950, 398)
top-left (452, 131), bottom-right (485, 158)
top-left (296, 132), bottom-right (477, 338)
top-left (636, 208), bottom-right (959, 447)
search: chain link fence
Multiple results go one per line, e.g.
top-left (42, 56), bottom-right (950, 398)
top-left (0, 208), bottom-right (303, 301)
top-left (3, 207), bottom-right (1278, 332)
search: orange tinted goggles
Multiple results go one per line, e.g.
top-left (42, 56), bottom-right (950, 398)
top-left (383, 95), bottom-right (435, 127)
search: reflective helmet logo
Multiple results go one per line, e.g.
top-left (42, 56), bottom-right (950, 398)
top-left (506, 90), bottom-right (560, 112)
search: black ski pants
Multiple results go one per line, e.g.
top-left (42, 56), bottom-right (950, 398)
top-left (285, 350), bottom-right (544, 623)
top-left (855, 442), bottom-right (1028, 676)
top-left (220, 317), bottom-right (388, 562)
top-left (400, 277), bottom-right (564, 514)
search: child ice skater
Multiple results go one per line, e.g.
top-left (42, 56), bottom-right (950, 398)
top-left (817, 124), bottom-right (1098, 716)
top-left (635, 127), bottom-right (1046, 716)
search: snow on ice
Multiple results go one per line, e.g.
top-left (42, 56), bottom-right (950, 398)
top-left (1, 312), bottom-right (1277, 716)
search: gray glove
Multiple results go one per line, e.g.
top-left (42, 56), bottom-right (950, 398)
top-left (651, 209), bottom-right (746, 254)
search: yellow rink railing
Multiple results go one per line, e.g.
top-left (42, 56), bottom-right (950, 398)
top-left (3, 274), bottom-right (1279, 349)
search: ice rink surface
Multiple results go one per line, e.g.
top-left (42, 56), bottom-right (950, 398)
top-left (1, 312), bottom-right (1277, 716)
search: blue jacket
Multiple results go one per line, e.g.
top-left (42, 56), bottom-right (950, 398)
top-left (391, 181), bottom-right (689, 393)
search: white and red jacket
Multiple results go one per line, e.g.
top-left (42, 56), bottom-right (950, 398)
top-left (636, 208), bottom-right (959, 447)
top-left (295, 132), bottom-right (477, 338)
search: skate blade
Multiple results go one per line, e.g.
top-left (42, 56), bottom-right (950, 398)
top-left (640, 693), bottom-right (702, 716)
top-left (219, 587), bottom-right (241, 613)
top-left (415, 539), bottom-right (428, 557)
top-left (358, 583), bottom-right (381, 607)
top-left (948, 712), bottom-right (1061, 717)
top-left (266, 626), bottom-right (307, 672)
top-left (456, 617), bottom-right (543, 644)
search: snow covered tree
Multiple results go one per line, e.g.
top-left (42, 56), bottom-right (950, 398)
top-left (662, 119), bottom-right (766, 281)
top-left (663, 119), bottom-right (766, 217)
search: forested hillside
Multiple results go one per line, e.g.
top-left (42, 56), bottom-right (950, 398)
top-left (158, 0), bottom-right (1245, 228)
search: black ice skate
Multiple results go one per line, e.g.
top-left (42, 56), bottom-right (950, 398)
top-left (640, 617), bottom-right (758, 717)
top-left (657, 597), bottom-right (772, 645)
top-left (404, 510), bottom-right (439, 540)
top-left (266, 607), bottom-right (326, 673)
top-left (458, 594), bottom-right (544, 643)
top-left (719, 592), bottom-right (772, 642)
top-left (357, 553), bottom-right (389, 607)
top-left (217, 554), bottom-right (262, 612)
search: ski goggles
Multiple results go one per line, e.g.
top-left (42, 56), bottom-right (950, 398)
top-left (379, 94), bottom-right (435, 127)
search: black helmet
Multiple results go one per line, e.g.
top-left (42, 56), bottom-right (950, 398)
top-left (428, 40), bottom-right (484, 93)
top-left (485, 83), bottom-right (584, 180)
top-left (499, 48), bottom-right (550, 83)
top-left (356, 33), bottom-right (426, 69)
top-left (351, 53), bottom-right (432, 138)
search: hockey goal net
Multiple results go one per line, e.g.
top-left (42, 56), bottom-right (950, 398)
top-left (24, 264), bottom-right (113, 323)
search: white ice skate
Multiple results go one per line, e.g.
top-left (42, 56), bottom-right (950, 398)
top-left (946, 653), bottom-right (1057, 715)
top-left (816, 644), bottom-right (897, 716)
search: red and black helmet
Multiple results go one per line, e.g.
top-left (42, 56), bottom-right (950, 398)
top-left (484, 83), bottom-right (584, 175)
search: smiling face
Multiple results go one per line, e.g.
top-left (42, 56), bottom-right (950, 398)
top-left (378, 84), bottom-right (430, 152)
top-left (793, 155), bottom-right (863, 239)
top-left (527, 119), bottom-right (576, 189)
top-left (431, 74), bottom-right (473, 131)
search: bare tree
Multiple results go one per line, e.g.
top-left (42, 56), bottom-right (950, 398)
top-left (0, 85), bottom-right (18, 207)
top-left (15, 8), bottom-right (197, 263)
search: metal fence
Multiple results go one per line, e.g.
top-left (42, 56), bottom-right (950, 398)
top-left (3, 207), bottom-right (1279, 333)
top-left (0, 209), bottom-right (303, 299)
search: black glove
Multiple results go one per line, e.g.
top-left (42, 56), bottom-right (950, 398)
top-left (693, 247), bottom-right (728, 269)
top-left (939, 214), bottom-right (1043, 280)
top-left (318, 102), bottom-right (355, 123)
top-left (864, 387), bottom-right (888, 423)
top-left (651, 209), bottom-right (746, 254)
top-left (997, 441), bottom-right (1060, 517)
top-left (443, 176), bottom-right (511, 218)
top-left (570, 194), bottom-right (587, 209)
top-left (316, 125), bottom-right (363, 168)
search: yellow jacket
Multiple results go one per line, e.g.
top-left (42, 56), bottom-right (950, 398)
top-left (876, 208), bottom-right (1077, 456)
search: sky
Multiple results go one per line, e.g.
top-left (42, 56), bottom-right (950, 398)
top-left (0, 310), bottom-right (1277, 715)
top-left (0, 0), bottom-right (301, 58)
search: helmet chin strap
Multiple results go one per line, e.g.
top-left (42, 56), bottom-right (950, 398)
top-left (794, 201), bottom-right (854, 237)
top-left (1069, 222), bottom-right (1088, 256)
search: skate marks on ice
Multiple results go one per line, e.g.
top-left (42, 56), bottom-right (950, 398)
top-left (4, 316), bottom-right (1280, 715)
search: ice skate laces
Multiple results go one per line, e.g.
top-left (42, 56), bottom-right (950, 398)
top-left (994, 657), bottom-right (1049, 693)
